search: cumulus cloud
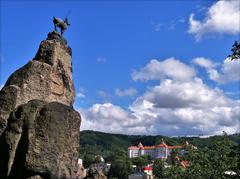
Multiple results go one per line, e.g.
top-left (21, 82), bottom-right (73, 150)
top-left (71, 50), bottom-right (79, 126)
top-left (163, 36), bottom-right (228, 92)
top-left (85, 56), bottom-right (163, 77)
top-left (132, 58), bottom-right (196, 82)
top-left (193, 57), bottom-right (240, 83)
top-left (128, 77), bottom-right (239, 136)
top-left (188, 0), bottom-right (240, 40)
top-left (81, 58), bottom-right (240, 136)
top-left (141, 79), bottom-right (232, 108)
top-left (115, 87), bottom-right (138, 97)
top-left (213, 58), bottom-right (240, 83)
top-left (79, 103), bottom-right (139, 134)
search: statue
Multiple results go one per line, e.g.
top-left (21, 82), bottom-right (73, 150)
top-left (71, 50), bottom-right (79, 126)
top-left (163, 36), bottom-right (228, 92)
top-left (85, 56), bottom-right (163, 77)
top-left (53, 17), bottom-right (70, 35)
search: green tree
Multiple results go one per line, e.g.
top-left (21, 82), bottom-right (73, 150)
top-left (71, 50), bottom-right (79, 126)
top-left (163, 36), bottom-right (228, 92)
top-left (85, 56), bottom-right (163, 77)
top-left (165, 165), bottom-right (185, 179)
top-left (108, 159), bottom-right (132, 179)
top-left (167, 149), bottom-right (179, 166)
top-left (185, 133), bottom-right (238, 178)
top-left (108, 150), bottom-right (132, 179)
top-left (228, 41), bottom-right (240, 60)
top-left (153, 159), bottom-right (166, 178)
top-left (131, 155), bottom-right (149, 168)
top-left (83, 154), bottom-right (95, 168)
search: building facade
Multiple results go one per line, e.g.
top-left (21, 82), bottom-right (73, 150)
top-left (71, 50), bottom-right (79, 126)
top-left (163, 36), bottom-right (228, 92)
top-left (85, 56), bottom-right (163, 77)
top-left (128, 141), bottom-right (186, 159)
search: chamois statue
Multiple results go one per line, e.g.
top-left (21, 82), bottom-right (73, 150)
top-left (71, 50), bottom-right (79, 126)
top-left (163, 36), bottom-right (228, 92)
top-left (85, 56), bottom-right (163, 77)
top-left (53, 17), bottom-right (70, 35)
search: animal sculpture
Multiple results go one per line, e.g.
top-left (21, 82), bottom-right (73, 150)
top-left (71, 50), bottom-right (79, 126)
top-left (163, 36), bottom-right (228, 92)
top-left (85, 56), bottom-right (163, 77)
top-left (53, 17), bottom-right (70, 35)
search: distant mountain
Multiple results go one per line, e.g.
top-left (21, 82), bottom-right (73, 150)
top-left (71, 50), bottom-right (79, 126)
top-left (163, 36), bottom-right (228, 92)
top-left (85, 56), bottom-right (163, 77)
top-left (79, 130), bottom-right (240, 159)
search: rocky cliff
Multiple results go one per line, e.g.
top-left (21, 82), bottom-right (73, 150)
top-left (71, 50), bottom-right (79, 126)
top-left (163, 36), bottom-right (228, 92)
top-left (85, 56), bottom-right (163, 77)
top-left (0, 31), bottom-right (81, 179)
top-left (0, 31), bottom-right (75, 136)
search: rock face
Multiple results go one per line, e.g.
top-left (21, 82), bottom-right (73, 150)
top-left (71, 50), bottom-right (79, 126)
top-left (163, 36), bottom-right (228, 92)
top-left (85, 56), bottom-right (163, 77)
top-left (0, 32), bottom-right (81, 179)
top-left (0, 100), bottom-right (81, 179)
top-left (0, 31), bottom-right (75, 135)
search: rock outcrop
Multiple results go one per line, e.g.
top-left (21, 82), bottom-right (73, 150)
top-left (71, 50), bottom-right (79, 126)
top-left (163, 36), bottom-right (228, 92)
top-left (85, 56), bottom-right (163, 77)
top-left (0, 31), bottom-right (75, 136)
top-left (0, 31), bottom-right (81, 179)
top-left (0, 100), bottom-right (81, 179)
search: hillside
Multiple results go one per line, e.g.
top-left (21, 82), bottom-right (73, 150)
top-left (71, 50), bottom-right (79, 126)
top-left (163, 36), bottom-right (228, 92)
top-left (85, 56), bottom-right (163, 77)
top-left (79, 130), bottom-right (240, 159)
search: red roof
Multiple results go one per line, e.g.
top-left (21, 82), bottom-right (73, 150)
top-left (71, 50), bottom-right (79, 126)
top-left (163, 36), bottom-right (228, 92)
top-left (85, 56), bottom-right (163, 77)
top-left (144, 167), bottom-right (153, 171)
top-left (168, 145), bottom-right (183, 149)
top-left (155, 143), bottom-right (168, 148)
top-left (180, 160), bottom-right (190, 168)
top-left (128, 146), bottom-right (139, 149)
top-left (128, 142), bottom-right (184, 150)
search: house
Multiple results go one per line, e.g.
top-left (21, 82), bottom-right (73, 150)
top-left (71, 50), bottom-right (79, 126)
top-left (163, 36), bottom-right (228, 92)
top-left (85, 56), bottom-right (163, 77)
top-left (143, 166), bottom-right (153, 176)
top-left (128, 140), bottom-right (187, 159)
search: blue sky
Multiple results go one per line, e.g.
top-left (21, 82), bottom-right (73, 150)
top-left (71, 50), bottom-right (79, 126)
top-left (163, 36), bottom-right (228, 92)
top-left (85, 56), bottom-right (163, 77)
top-left (1, 0), bottom-right (240, 136)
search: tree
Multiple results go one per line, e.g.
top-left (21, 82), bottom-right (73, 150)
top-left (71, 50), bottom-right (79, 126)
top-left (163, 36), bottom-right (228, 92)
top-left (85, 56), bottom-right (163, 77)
top-left (83, 154), bottom-right (95, 168)
top-left (165, 165), bottom-right (185, 179)
top-left (184, 133), bottom-right (238, 178)
top-left (228, 41), bottom-right (240, 60)
top-left (153, 159), bottom-right (166, 178)
top-left (108, 150), bottom-right (132, 179)
top-left (131, 155), bottom-right (150, 169)
top-left (108, 159), bottom-right (132, 179)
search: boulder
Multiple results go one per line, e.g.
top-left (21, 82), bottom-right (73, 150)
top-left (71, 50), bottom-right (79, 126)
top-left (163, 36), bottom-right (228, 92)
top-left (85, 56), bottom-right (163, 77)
top-left (0, 100), bottom-right (81, 179)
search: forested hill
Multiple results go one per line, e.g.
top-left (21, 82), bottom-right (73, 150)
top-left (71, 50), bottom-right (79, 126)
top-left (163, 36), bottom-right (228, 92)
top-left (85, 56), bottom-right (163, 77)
top-left (79, 130), bottom-right (240, 159)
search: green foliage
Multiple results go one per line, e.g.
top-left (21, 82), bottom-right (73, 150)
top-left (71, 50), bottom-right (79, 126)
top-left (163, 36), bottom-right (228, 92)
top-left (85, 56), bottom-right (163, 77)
top-left (82, 154), bottom-right (95, 168)
top-left (228, 41), bottom-right (240, 60)
top-left (131, 155), bottom-right (152, 168)
top-left (165, 165), bottom-right (185, 179)
top-left (153, 159), bottom-right (165, 178)
top-left (108, 151), bottom-right (132, 179)
top-left (185, 133), bottom-right (239, 178)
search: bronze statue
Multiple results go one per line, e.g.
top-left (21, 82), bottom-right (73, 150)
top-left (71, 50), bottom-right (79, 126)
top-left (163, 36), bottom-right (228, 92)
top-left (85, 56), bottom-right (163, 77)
top-left (53, 17), bottom-right (70, 35)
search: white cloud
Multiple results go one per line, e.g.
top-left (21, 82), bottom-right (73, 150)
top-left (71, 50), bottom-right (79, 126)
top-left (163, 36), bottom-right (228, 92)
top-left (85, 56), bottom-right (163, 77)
top-left (188, 0), bottom-right (240, 40)
top-left (0, 84), bottom-right (4, 90)
top-left (193, 57), bottom-right (240, 83)
top-left (96, 90), bottom-right (111, 102)
top-left (179, 18), bottom-right (185, 23)
top-left (192, 57), bottom-right (217, 69)
top-left (81, 58), bottom-right (240, 136)
top-left (132, 58), bottom-right (196, 82)
top-left (213, 58), bottom-right (240, 83)
top-left (96, 57), bottom-right (106, 63)
top-left (128, 78), bottom-right (239, 136)
top-left (150, 21), bottom-right (162, 32)
top-left (77, 92), bottom-right (85, 98)
top-left (141, 79), bottom-right (232, 108)
top-left (79, 103), bottom-right (139, 134)
top-left (115, 87), bottom-right (138, 97)
top-left (76, 88), bottom-right (86, 98)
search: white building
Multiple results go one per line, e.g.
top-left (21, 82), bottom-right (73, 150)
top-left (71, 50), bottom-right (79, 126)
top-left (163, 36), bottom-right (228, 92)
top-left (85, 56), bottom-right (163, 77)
top-left (128, 141), bottom-right (186, 159)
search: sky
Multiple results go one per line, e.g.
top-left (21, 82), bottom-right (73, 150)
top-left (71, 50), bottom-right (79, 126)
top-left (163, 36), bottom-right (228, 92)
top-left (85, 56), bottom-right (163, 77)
top-left (0, 0), bottom-right (240, 136)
